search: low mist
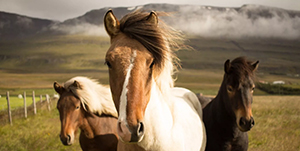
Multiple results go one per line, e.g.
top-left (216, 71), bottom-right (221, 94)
top-left (50, 4), bottom-right (300, 39)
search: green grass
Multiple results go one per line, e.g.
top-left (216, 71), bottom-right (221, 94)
top-left (0, 96), bottom-right (47, 111)
top-left (0, 35), bottom-right (110, 73)
top-left (0, 101), bottom-right (81, 151)
top-left (249, 96), bottom-right (300, 151)
top-left (0, 96), bottom-right (299, 151)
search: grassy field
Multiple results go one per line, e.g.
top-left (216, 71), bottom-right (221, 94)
top-left (0, 35), bottom-right (299, 150)
top-left (0, 100), bottom-right (81, 151)
top-left (0, 34), bottom-right (299, 109)
top-left (0, 96), bottom-right (299, 151)
top-left (249, 96), bottom-right (300, 151)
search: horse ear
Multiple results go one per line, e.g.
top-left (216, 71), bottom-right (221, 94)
top-left (72, 80), bottom-right (81, 89)
top-left (104, 9), bottom-right (120, 38)
top-left (251, 60), bottom-right (259, 71)
top-left (224, 59), bottom-right (231, 74)
top-left (147, 11), bottom-right (158, 26)
top-left (53, 82), bottom-right (64, 94)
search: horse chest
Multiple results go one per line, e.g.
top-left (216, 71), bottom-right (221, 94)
top-left (204, 105), bottom-right (248, 151)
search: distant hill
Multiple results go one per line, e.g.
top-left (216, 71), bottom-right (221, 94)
top-left (51, 3), bottom-right (300, 39)
top-left (1, 3), bottom-right (300, 39)
top-left (0, 11), bottom-right (57, 40)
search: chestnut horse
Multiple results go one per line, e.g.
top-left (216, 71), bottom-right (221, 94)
top-left (203, 57), bottom-right (259, 151)
top-left (54, 76), bottom-right (119, 151)
top-left (104, 10), bottom-right (206, 151)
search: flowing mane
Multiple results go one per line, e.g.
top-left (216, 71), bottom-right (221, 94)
top-left (64, 76), bottom-right (118, 118)
top-left (119, 10), bottom-right (183, 94)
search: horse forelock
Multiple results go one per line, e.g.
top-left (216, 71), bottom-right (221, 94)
top-left (118, 9), bottom-right (182, 95)
top-left (229, 57), bottom-right (256, 83)
top-left (64, 76), bottom-right (118, 118)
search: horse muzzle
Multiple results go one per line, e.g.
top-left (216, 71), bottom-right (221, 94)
top-left (238, 116), bottom-right (255, 132)
top-left (118, 120), bottom-right (145, 143)
top-left (60, 133), bottom-right (74, 146)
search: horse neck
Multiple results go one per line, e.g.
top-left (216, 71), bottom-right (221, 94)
top-left (139, 83), bottom-right (174, 150)
top-left (155, 51), bottom-right (175, 98)
top-left (211, 80), bottom-right (237, 129)
top-left (80, 112), bottom-right (116, 136)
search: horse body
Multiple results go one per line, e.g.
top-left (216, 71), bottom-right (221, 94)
top-left (78, 113), bottom-right (118, 151)
top-left (104, 10), bottom-right (206, 151)
top-left (203, 92), bottom-right (249, 151)
top-left (54, 76), bottom-right (119, 151)
top-left (203, 57), bottom-right (258, 151)
top-left (137, 86), bottom-right (205, 151)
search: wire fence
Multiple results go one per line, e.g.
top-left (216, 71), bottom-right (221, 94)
top-left (0, 91), bottom-right (58, 126)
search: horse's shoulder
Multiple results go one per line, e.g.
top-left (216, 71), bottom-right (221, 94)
top-left (171, 87), bottom-right (203, 118)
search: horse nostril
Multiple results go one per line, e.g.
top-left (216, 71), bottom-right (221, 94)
top-left (239, 117), bottom-right (246, 126)
top-left (250, 117), bottom-right (255, 128)
top-left (67, 134), bottom-right (71, 143)
top-left (137, 122), bottom-right (144, 136)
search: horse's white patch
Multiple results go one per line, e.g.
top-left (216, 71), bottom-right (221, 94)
top-left (119, 50), bottom-right (137, 123)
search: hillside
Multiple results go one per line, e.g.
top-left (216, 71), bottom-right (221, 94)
top-left (0, 11), bottom-right (57, 40)
top-left (49, 4), bottom-right (300, 39)
top-left (0, 3), bottom-right (299, 92)
top-left (0, 35), bottom-right (299, 94)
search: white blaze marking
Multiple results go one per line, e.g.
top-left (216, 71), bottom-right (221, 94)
top-left (119, 50), bottom-right (137, 123)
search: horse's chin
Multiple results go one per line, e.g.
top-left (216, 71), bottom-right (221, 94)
top-left (119, 136), bottom-right (144, 144)
top-left (237, 125), bottom-right (251, 132)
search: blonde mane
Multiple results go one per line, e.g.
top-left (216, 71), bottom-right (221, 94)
top-left (64, 76), bottom-right (118, 118)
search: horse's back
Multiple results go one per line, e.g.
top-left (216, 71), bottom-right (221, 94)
top-left (171, 87), bottom-right (206, 151)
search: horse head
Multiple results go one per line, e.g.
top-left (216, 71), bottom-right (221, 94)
top-left (54, 81), bottom-right (88, 145)
top-left (223, 57), bottom-right (259, 132)
top-left (104, 9), bottom-right (179, 143)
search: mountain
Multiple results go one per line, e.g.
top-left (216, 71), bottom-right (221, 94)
top-left (1, 4), bottom-right (300, 39)
top-left (50, 3), bottom-right (300, 39)
top-left (0, 11), bottom-right (57, 40)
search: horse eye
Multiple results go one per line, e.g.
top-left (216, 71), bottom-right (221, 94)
top-left (76, 106), bottom-right (80, 109)
top-left (227, 86), bottom-right (233, 92)
top-left (105, 61), bottom-right (112, 68)
top-left (149, 61), bottom-right (155, 69)
top-left (251, 87), bottom-right (255, 93)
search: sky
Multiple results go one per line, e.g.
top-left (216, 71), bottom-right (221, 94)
top-left (0, 0), bottom-right (299, 21)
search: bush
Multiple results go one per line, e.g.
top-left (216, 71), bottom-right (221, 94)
top-left (256, 83), bottom-right (300, 95)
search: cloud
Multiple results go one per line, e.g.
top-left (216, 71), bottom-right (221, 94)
top-left (16, 16), bottom-right (32, 27)
top-left (50, 23), bottom-right (107, 36)
top-left (48, 4), bottom-right (300, 39)
top-left (171, 5), bottom-right (300, 39)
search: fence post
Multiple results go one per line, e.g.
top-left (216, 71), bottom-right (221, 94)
top-left (6, 91), bottom-right (12, 125)
top-left (46, 94), bottom-right (51, 111)
top-left (40, 95), bottom-right (43, 102)
top-left (32, 91), bottom-right (36, 115)
top-left (23, 91), bottom-right (27, 118)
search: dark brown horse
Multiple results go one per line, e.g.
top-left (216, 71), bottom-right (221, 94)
top-left (54, 76), bottom-right (119, 151)
top-left (203, 57), bottom-right (259, 151)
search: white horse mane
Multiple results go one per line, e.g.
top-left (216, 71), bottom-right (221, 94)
top-left (64, 76), bottom-right (118, 118)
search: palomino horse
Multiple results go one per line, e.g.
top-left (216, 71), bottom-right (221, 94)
top-left (203, 57), bottom-right (259, 151)
top-left (104, 10), bottom-right (206, 151)
top-left (54, 76), bottom-right (119, 151)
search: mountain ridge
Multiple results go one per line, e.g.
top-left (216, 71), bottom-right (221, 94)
top-left (1, 3), bottom-right (300, 39)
